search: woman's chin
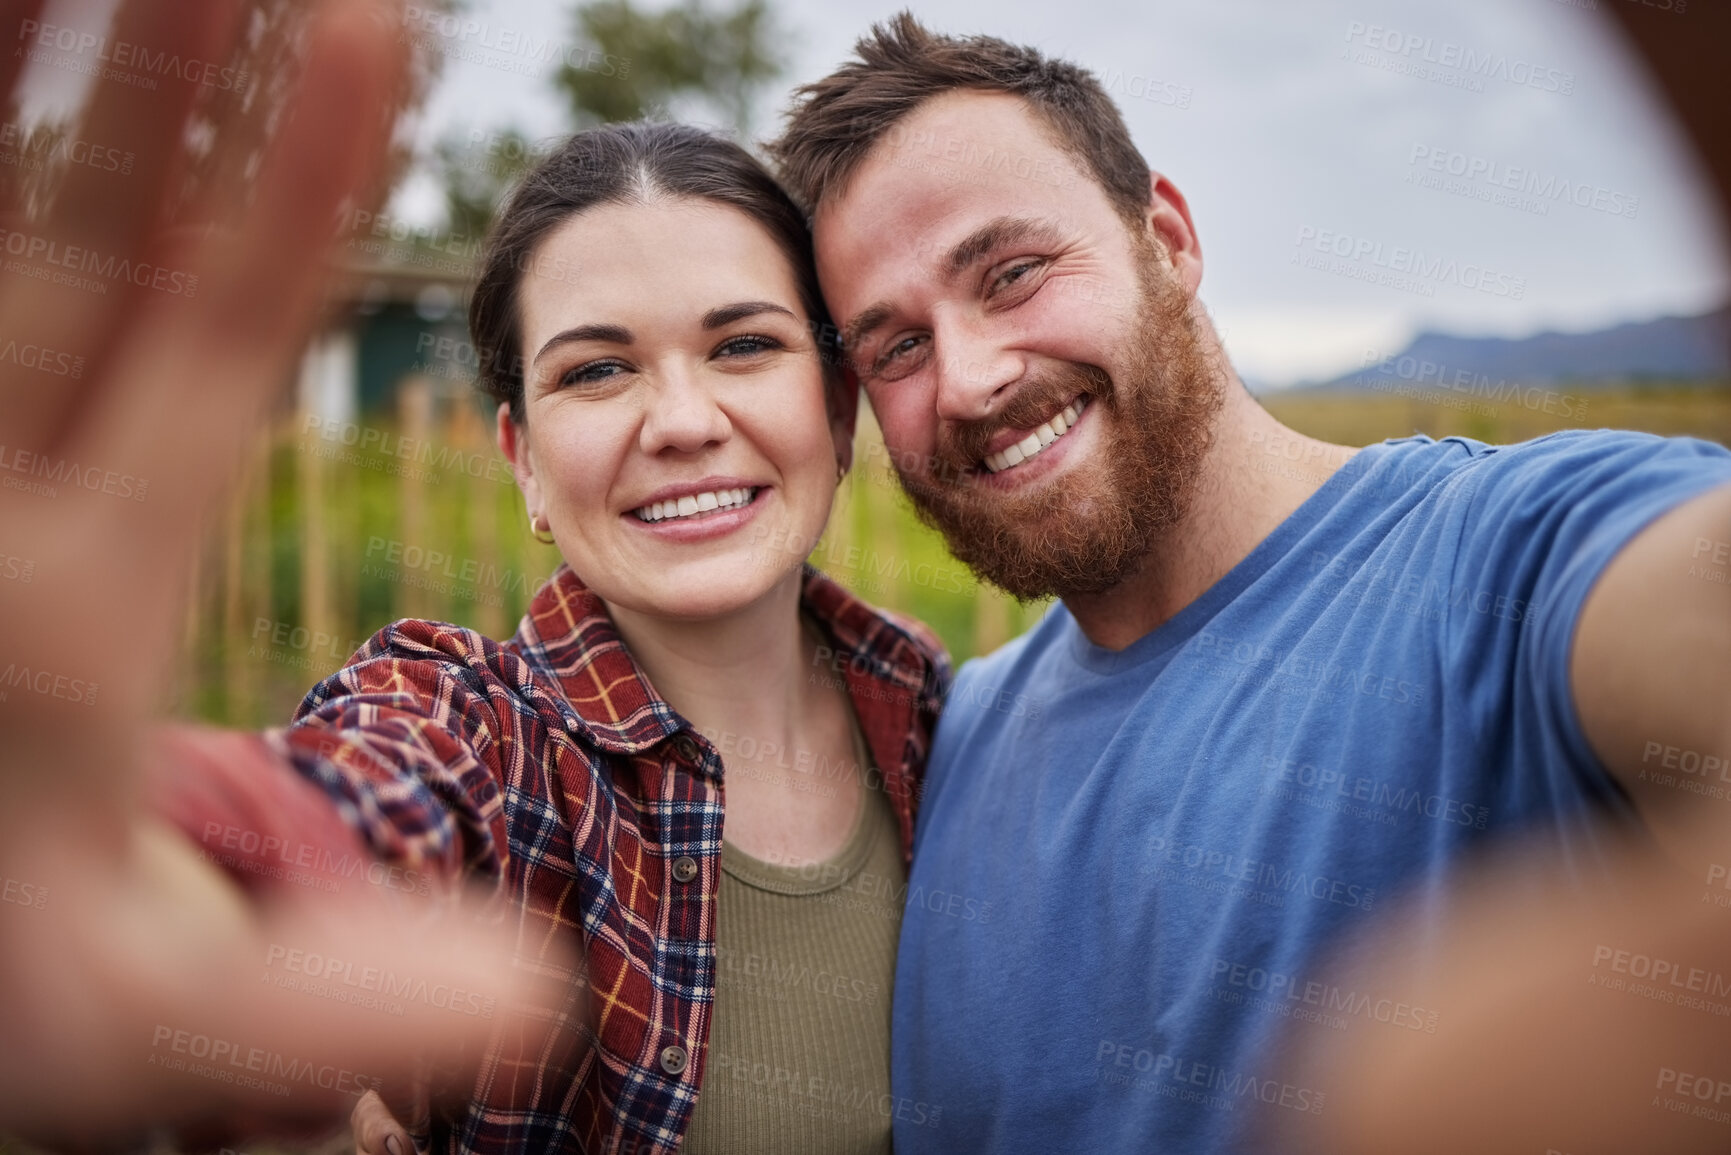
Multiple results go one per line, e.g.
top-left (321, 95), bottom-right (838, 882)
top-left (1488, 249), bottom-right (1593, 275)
top-left (603, 559), bottom-right (805, 623)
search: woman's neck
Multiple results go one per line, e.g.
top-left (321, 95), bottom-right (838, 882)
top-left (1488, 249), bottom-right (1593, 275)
top-left (604, 568), bottom-right (818, 750)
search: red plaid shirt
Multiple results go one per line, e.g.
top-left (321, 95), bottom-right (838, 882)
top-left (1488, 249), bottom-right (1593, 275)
top-left (157, 563), bottom-right (949, 1154)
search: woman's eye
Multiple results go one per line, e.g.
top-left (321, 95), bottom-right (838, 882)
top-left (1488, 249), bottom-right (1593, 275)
top-left (560, 360), bottom-right (625, 387)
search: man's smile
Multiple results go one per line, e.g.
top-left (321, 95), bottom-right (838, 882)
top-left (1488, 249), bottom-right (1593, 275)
top-left (982, 395), bottom-right (1090, 474)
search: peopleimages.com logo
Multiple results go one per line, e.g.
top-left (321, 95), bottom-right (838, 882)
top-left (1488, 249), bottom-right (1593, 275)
top-left (17, 19), bottom-right (252, 92)
top-left (1406, 144), bottom-right (1638, 220)
top-left (1293, 226), bottom-right (1527, 301)
top-left (1342, 21), bottom-right (1575, 95)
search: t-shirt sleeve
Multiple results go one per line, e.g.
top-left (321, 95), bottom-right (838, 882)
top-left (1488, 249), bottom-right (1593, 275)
top-left (1442, 430), bottom-right (1731, 808)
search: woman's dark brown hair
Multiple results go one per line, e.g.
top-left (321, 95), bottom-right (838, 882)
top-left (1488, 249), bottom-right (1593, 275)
top-left (469, 121), bottom-right (840, 425)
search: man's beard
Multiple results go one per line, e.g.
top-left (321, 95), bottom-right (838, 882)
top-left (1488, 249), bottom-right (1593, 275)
top-left (894, 246), bottom-right (1225, 600)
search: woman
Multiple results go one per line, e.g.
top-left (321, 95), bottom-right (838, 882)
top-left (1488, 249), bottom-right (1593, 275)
top-left (22, 120), bottom-right (940, 1154)
top-left (0, 4), bottom-right (951, 1142)
top-left (205, 120), bottom-right (941, 1154)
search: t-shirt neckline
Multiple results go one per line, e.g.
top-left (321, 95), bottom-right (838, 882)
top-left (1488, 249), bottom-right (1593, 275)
top-left (1064, 440), bottom-right (1410, 675)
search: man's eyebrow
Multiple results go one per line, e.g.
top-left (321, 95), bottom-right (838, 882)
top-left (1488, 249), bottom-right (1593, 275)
top-left (944, 216), bottom-right (1063, 276)
top-left (841, 303), bottom-right (894, 355)
top-left (701, 300), bottom-right (798, 330)
top-left (840, 218), bottom-right (1064, 355)
top-left (535, 323), bottom-right (633, 364)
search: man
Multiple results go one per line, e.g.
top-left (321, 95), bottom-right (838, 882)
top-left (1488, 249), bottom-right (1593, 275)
top-left (767, 14), bottom-right (1731, 1154)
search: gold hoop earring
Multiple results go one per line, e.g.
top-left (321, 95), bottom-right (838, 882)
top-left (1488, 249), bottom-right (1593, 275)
top-left (529, 513), bottom-right (556, 545)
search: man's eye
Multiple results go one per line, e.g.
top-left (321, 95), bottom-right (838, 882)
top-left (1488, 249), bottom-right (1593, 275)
top-left (990, 261), bottom-right (1043, 295)
top-left (876, 334), bottom-right (925, 371)
top-left (717, 334), bottom-right (783, 358)
top-left (560, 360), bottom-right (625, 387)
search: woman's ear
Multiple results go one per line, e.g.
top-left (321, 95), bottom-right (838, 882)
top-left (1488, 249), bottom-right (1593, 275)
top-left (827, 365), bottom-right (860, 475)
top-left (496, 402), bottom-right (544, 514)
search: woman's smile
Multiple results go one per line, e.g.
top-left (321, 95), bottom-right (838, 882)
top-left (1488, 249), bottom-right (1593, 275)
top-left (625, 478), bottom-right (772, 542)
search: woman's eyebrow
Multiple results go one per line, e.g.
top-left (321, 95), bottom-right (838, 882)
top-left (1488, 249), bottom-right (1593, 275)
top-left (701, 300), bottom-right (798, 330)
top-left (534, 323), bottom-right (634, 364)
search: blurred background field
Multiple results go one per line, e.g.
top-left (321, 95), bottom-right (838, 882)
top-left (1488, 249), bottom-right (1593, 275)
top-left (170, 386), bottom-right (1060, 728)
top-left (172, 381), bottom-right (1731, 730)
top-left (1262, 382), bottom-right (1731, 448)
top-left (135, 0), bottom-right (1730, 726)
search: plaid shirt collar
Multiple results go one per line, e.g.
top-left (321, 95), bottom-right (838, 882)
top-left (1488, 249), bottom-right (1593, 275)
top-left (513, 562), bottom-right (944, 777)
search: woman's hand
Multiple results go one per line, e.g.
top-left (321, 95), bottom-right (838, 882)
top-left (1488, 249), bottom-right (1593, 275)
top-left (0, 0), bottom-right (535, 1146)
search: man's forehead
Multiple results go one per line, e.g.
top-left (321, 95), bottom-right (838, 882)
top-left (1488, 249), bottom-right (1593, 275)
top-left (812, 92), bottom-right (1087, 297)
top-left (818, 90), bottom-right (1077, 227)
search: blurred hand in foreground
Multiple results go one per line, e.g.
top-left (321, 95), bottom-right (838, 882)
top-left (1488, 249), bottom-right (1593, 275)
top-left (0, 0), bottom-right (539, 1146)
top-left (1271, 807), bottom-right (1731, 1155)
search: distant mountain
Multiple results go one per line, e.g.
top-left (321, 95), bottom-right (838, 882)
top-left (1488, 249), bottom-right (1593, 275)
top-left (1304, 305), bottom-right (1730, 391)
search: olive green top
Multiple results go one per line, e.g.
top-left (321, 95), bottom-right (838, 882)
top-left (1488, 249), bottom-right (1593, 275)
top-left (681, 715), bottom-right (905, 1155)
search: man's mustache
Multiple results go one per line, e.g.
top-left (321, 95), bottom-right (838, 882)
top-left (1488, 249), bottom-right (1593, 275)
top-left (935, 362), bottom-right (1114, 477)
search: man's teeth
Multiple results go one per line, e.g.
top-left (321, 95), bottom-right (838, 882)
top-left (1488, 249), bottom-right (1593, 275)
top-left (983, 396), bottom-right (1090, 474)
top-left (635, 486), bottom-right (758, 523)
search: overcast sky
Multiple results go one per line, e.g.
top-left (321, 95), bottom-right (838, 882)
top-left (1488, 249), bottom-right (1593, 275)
top-left (31, 0), bottom-right (1726, 388)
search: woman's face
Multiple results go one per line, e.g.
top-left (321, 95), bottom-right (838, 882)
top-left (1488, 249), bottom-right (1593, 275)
top-left (503, 198), bottom-right (848, 621)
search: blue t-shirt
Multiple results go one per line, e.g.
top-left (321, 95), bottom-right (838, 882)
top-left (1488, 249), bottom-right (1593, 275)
top-left (892, 431), bottom-right (1731, 1154)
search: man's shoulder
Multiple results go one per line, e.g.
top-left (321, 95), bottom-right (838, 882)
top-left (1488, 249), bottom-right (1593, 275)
top-left (1459, 426), bottom-right (1723, 465)
top-left (948, 602), bottom-right (1070, 704)
top-left (1432, 428), bottom-right (1731, 522)
top-left (1426, 427), bottom-right (1727, 480)
top-left (1334, 428), bottom-right (1730, 519)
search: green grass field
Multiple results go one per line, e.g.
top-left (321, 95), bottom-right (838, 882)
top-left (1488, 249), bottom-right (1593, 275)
top-left (174, 384), bottom-right (1730, 729)
top-left (1262, 382), bottom-right (1731, 448)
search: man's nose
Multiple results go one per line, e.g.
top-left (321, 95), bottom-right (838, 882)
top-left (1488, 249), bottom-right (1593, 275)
top-left (931, 310), bottom-right (1024, 424)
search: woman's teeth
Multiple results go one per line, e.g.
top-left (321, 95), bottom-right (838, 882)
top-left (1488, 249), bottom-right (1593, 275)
top-left (982, 396), bottom-right (1089, 474)
top-left (634, 486), bottom-right (759, 523)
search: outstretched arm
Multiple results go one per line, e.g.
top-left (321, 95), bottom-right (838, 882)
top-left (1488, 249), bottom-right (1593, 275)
top-left (1279, 483), bottom-right (1731, 1154)
top-left (1573, 482), bottom-right (1731, 862)
top-left (0, 0), bottom-right (530, 1147)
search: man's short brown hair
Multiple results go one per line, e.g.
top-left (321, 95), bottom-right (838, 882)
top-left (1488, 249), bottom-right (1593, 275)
top-left (765, 12), bottom-right (1153, 226)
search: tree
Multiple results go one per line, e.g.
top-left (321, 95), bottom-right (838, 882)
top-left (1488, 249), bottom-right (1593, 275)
top-left (557, 0), bottom-right (783, 132)
top-left (435, 0), bottom-right (786, 240)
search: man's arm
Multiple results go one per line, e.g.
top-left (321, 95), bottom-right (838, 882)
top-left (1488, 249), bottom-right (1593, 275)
top-left (1572, 481), bottom-right (1731, 863)
top-left (1277, 484), bottom-right (1731, 1154)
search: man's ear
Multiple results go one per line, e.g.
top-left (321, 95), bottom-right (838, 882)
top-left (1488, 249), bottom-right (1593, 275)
top-left (827, 365), bottom-right (861, 474)
top-left (495, 402), bottom-right (544, 515)
top-left (1146, 170), bottom-right (1204, 294)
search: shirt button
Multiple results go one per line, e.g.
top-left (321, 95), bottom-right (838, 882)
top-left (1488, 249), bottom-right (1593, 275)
top-left (671, 855), bottom-right (698, 884)
top-left (671, 734), bottom-right (699, 762)
top-left (660, 1044), bottom-right (689, 1076)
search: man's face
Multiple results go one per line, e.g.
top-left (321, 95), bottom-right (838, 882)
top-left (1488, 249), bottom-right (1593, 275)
top-left (813, 90), bottom-right (1223, 599)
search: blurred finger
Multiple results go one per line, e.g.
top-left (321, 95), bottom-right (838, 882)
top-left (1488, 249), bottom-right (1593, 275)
top-left (0, 1), bottom-right (51, 121)
top-left (0, 0), bottom-right (241, 450)
top-left (20, 0), bottom-right (409, 720)
top-left (0, 817), bottom-right (568, 1147)
top-left (352, 1089), bottom-right (413, 1155)
top-left (98, 0), bottom-right (405, 518)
